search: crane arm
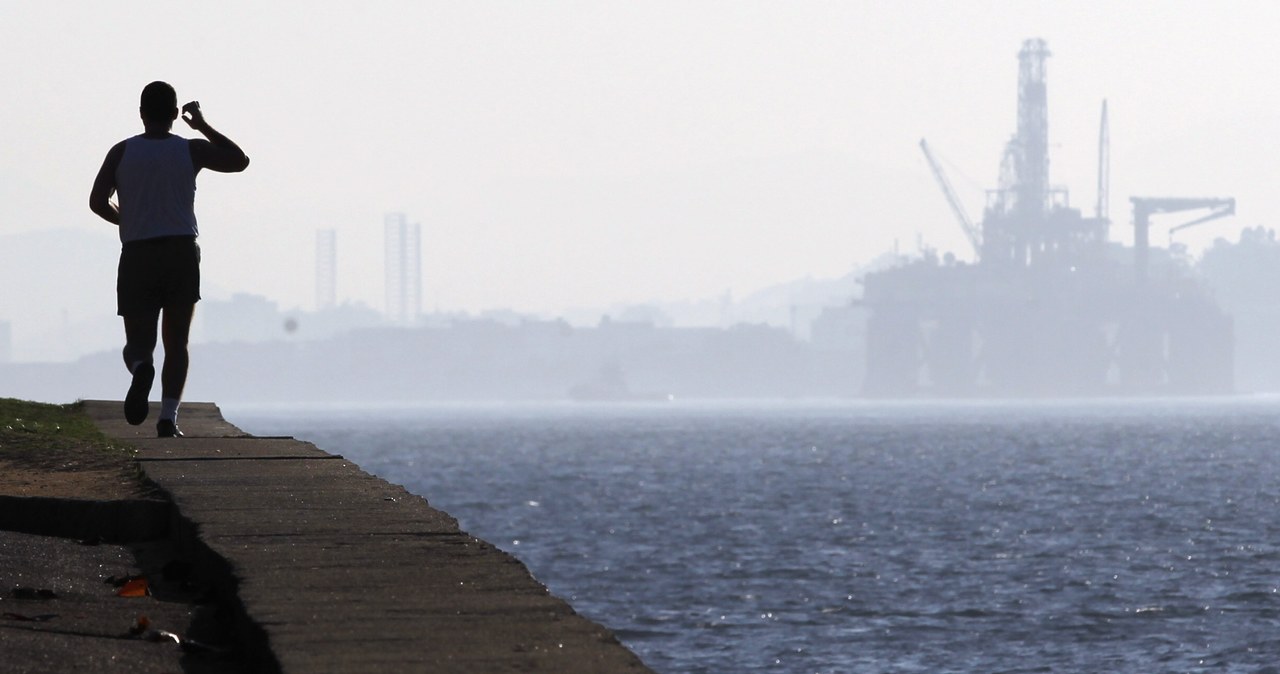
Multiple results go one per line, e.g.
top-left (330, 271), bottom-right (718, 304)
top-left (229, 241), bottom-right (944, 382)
top-left (1129, 197), bottom-right (1236, 281)
top-left (1131, 197), bottom-right (1235, 220)
top-left (1168, 201), bottom-right (1235, 236)
top-left (919, 139), bottom-right (982, 258)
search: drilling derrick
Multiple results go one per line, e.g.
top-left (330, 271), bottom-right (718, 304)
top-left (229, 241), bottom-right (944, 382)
top-left (1012, 38), bottom-right (1050, 220)
top-left (984, 40), bottom-right (1051, 264)
top-left (860, 39), bottom-right (1234, 398)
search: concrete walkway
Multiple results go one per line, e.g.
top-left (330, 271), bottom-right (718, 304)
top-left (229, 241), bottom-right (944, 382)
top-left (83, 400), bottom-right (652, 674)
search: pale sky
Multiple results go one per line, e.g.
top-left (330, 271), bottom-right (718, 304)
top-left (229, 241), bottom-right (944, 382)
top-left (3, 0), bottom-right (1278, 318)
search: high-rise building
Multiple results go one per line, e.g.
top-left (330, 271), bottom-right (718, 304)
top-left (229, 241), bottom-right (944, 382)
top-left (316, 229), bottom-right (336, 311)
top-left (384, 213), bottom-right (421, 324)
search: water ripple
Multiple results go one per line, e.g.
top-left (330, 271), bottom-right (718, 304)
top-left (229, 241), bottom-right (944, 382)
top-left (233, 400), bottom-right (1280, 673)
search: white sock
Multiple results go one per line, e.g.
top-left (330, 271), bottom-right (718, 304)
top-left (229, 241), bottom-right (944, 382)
top-left (160, 397), bottom-right (180, 422)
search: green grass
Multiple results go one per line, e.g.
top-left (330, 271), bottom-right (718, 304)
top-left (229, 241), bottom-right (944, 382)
top-left (0, 398), bottom-right (137, 473)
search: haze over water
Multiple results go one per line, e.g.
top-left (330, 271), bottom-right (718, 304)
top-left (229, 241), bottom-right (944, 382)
top-left (3, 1), bottom-right (1278, 355)
top-left (232, 398), bottom-right (1280, 672)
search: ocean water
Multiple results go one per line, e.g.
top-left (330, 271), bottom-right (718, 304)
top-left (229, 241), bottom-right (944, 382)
top-left (227, 399), bottom-right (1280, 673)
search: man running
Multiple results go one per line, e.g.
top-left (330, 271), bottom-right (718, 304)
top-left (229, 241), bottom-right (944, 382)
top-left (89, 81), bottom-right (249, 437)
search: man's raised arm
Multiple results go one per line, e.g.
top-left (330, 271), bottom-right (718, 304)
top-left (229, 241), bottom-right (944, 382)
top-left (183, 101), bottom-right (250, 173)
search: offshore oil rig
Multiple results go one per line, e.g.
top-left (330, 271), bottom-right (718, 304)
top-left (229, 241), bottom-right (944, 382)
top-left (861, 39), bottom-right (1235, 397)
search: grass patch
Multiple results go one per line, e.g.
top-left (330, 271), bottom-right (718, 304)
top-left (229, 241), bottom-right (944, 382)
top-left (0, 398), bottom-right (137, 474)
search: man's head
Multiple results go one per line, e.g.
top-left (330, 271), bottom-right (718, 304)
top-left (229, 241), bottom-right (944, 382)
top-left (139, 81), bottom-right (178, 127)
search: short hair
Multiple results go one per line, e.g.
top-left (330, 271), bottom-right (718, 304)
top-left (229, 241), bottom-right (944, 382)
top-left (140, 81), bottom-right (177, 123)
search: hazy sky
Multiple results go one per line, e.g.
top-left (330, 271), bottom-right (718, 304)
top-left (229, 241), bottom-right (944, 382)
top-left (3, 1), bottom-right (1277, 316)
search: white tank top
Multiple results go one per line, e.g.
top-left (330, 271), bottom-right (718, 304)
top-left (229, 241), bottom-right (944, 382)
top-left (116, 135), bottom-right (198, 243)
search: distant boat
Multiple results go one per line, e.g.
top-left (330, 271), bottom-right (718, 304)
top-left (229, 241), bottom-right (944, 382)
top-left (568, 362), bottom-right (670, 402)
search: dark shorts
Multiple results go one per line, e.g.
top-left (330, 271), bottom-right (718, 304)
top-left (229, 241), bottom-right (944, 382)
top-left (116, 236), bottom-right (201, 316)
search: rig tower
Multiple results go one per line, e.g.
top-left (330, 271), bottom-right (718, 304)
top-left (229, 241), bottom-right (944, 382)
top-left (860, 39), bottom-right (1233, 397)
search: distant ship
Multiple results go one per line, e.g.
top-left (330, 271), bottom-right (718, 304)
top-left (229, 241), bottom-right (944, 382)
top-left (568, 361), bottom-right (670, 402)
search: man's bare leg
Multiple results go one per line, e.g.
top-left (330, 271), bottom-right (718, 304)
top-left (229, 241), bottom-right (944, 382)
top-left (122, 309), bottom-right (160, 425)
top-left (157, 303), bottom-right (195, 437)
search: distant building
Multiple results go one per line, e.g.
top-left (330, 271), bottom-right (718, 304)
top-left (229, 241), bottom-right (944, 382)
top-left (384, 213), bottom-right (421, 324)
top-left (316, 229), bottom-right (336, 311)
top-left (0, 320), bottom-right (10, 363)
top-left (202, 293), bottom-right (284, 343)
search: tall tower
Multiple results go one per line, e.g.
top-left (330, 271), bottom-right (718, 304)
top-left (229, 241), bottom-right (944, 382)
top-left (1096, 99), bottom-right (1109, 222)
top-left (316, 229), bottom-right (336, 311)
top-left (985, 38), bottom-right (1055, 266)
top-left (1014, 38), bottom-right (1051, 220)
top-left (384, 213), bottom-right (422, 324)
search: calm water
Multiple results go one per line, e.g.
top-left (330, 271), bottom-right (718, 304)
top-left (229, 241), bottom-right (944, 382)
top-left (228, 399), bottom-right (1280, 673)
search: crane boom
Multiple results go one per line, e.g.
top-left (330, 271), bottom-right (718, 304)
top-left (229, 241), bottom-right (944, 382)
top-left (1167, 201), bottom-right (1235, 237)
top-left (919, 139), bottom-right (982, 258)
top-left (1129, 196), bottom-right (1235, 281)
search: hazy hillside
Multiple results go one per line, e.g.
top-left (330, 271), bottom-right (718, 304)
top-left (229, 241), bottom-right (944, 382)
top-left (0, 227), bottom-right (120, 361)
